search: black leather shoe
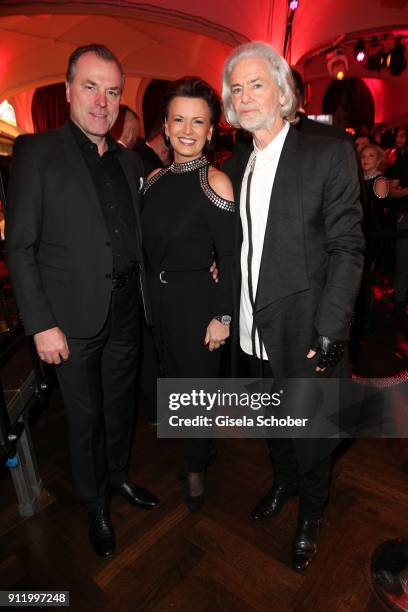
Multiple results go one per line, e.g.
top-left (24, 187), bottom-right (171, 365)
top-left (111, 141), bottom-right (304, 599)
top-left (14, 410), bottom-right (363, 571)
top-left (291, 518), bottom-right (322, 572)
top-left (251, 484), bottom-right (297, 521)
top-left (88, 507), bottom-right (116, 559)
top-left (110, 481), bottom-right (159, 509)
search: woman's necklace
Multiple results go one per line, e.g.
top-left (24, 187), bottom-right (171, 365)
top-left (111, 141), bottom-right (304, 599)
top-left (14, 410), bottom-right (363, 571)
top-left (364, 171), bottom-right (381, 180)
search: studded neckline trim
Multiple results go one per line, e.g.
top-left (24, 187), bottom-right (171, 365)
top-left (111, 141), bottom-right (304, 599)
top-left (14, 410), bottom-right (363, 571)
top-left (170, 156), bottom-right (209, 173)
top-left (144, 159), bottom-right (235, 213)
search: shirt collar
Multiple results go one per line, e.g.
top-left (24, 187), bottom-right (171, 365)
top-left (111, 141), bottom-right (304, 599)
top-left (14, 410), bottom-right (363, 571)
top-left (69, 119), bottom-right (119, 155)
top-left (253, 120), bottom-right (290, 162)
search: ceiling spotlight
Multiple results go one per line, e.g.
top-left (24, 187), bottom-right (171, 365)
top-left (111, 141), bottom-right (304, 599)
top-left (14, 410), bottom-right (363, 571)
top-left (367, 48), bottom-right (387, 71)
top-left (354, 39), bottom-right (366, 62)
top-left (327, 50), bottom-right (349, 80)
top-left (387, 38), bottom-right (406, 76)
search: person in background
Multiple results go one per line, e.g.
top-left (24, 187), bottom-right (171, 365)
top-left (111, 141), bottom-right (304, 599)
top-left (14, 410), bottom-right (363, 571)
top-left (355, 134), bottom-right (371, 153)
top-left (135, 125), bottom-right (170, 176)
top-left (394, 127), bottom-right (408, 161)
top-left (360, 143), bottom-right (389, 253)
top-left (291, 68), bottom-right (355, 144)
top-left (353, 144), bottom-right (390, 331)
top-left (112, 104), bottom-right (141, 149)
top-left (387, 128), bottom-right (408, 315)
top-left (385, 127), bottom-right (408, 170)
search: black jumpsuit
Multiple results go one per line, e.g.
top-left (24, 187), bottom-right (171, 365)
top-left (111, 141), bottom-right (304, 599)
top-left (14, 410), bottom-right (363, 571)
top-left (142, 156), bottom-right (235, 470)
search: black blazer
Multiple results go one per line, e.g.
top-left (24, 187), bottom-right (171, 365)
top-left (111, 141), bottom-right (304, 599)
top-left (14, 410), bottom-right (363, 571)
top-left (6, 122), bottom-right (147, 337)
top-left (225, 125), bottom-right (365, 378)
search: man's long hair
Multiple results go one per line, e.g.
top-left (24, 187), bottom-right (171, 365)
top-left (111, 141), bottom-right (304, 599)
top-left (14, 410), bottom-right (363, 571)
top-left (222, 41), bottom-right (297, 128)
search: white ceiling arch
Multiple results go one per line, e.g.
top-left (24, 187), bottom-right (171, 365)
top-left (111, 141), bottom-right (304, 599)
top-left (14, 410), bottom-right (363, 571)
top-left (0, 0), bottom-right (288, 98)
top-left (0, 0), bottom-right (407, 131)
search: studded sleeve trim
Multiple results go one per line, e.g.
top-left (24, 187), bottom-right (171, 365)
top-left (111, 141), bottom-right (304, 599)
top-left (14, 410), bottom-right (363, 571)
top-left (144, 167), bottom-right (170, 194)
top-left (199, 166), bottom-right (235, 212)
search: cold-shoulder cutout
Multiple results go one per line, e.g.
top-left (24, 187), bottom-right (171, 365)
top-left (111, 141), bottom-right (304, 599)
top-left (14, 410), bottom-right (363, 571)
top-left (373, 176), bottom-right (389, 199)
top-left (207, 167), bottom-right (235, 202)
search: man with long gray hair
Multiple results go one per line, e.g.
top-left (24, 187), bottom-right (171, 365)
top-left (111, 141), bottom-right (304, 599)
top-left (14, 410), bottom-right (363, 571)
top-left (222, 41), bottom-right (364, 571)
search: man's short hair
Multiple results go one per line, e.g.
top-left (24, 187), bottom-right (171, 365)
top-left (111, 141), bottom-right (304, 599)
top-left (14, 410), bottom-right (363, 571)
top-left (110, 105), bottom-right (140, 141)
top-left (66, 43), bottom-right (125, 88)
top-left (222, 41), bottom-right (297, 128)
top-left (121, 105), bottom-right (140, 122)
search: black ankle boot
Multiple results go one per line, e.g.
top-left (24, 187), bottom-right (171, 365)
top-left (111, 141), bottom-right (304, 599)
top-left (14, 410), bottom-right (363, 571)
top-left (251, 483), bottom-right (298, 521)
top-left (88, 507), bottom-right (116, 559)
top-left (291, 518), bottom-right (322, 572)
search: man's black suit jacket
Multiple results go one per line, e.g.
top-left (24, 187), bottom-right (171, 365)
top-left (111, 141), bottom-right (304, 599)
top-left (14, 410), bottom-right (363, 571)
top-left (224, 124), bottom-right (365, 378)
top-left (6, 121), bottom-right (147, 338)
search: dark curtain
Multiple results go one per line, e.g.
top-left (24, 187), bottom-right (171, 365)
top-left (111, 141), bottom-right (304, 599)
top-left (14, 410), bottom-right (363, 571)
top-left (32, 82), bottom-right (69, 133)
top-left (322, 78), bottom-right (375, 132)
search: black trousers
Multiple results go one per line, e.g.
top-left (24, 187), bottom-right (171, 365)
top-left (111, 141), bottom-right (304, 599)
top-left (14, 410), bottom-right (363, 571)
top-left (242, 351), bottom-right (331, 520)
top-left (56, 271), bottom-right (141, 511)
top-left (139, 321), bottom-right (161, 424)
top-left (148, 269), bottom-right (220, 473)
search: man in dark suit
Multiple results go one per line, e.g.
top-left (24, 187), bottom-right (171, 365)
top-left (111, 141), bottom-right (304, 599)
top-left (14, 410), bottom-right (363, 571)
top-left (290, 67), bottom-right (356, 143)
top-left (6, 44), bottom-right (159, 559)
top-left (221, 41), bottom-right (364, 571)
top-left (135, 126), bottom-right (170, 177)
top-left (113, 104), bottom-right (141, 150)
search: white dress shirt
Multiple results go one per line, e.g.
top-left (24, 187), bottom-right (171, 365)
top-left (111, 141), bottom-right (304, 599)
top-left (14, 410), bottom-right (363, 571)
top-left (239, 121), bottom-right (290, 359)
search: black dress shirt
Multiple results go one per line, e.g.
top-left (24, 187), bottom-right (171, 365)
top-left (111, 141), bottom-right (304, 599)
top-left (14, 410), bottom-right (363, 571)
top-left (69, 120), bottom-right (139, 274)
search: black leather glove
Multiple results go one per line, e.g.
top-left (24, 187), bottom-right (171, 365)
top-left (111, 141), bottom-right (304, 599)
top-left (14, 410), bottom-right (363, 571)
top-left (311, 335), bottom-right (345, 369)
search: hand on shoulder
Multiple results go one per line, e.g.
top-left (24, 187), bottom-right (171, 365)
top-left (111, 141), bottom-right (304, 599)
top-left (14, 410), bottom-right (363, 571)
top-left (207, 167), bottom-right (234, 202)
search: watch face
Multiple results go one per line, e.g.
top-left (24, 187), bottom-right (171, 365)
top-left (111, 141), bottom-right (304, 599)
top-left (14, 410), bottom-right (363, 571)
top-left (221, 315), bottom-right (231, 325)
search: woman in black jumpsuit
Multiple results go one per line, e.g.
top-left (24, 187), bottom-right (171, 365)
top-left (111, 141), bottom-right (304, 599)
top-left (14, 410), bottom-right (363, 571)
top-left (142, 77), bottom-right (235, 509)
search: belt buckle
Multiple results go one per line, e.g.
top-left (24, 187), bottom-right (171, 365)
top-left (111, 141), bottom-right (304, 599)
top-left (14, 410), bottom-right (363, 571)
top-left (159, 270), bottom-right (168, 284)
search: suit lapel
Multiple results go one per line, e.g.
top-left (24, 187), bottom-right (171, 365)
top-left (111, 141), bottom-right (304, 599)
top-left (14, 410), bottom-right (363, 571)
top-left (255, 125), bottom-right (309, 311)
top-left (58, 123), bottom-right (144, 246)
top-left (232, 147), bottom-right (252, 209)
top-left (57, 122), bottom-right (106, 225)
top-left (117, 150), bottom-right (143, 245)
top-left (228, 147), bottom-right (252, 271)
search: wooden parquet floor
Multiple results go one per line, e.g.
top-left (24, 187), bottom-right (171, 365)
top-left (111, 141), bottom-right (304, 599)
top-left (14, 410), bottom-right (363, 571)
top-left (1, 296), bottom-right (408, 611)
top-left (1, 392), bottom-right (407, 611)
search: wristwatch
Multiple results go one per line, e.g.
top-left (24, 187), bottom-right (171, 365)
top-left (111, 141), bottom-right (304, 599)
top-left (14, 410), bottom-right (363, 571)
top-left (214, 315), bottom-right (232, 325)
